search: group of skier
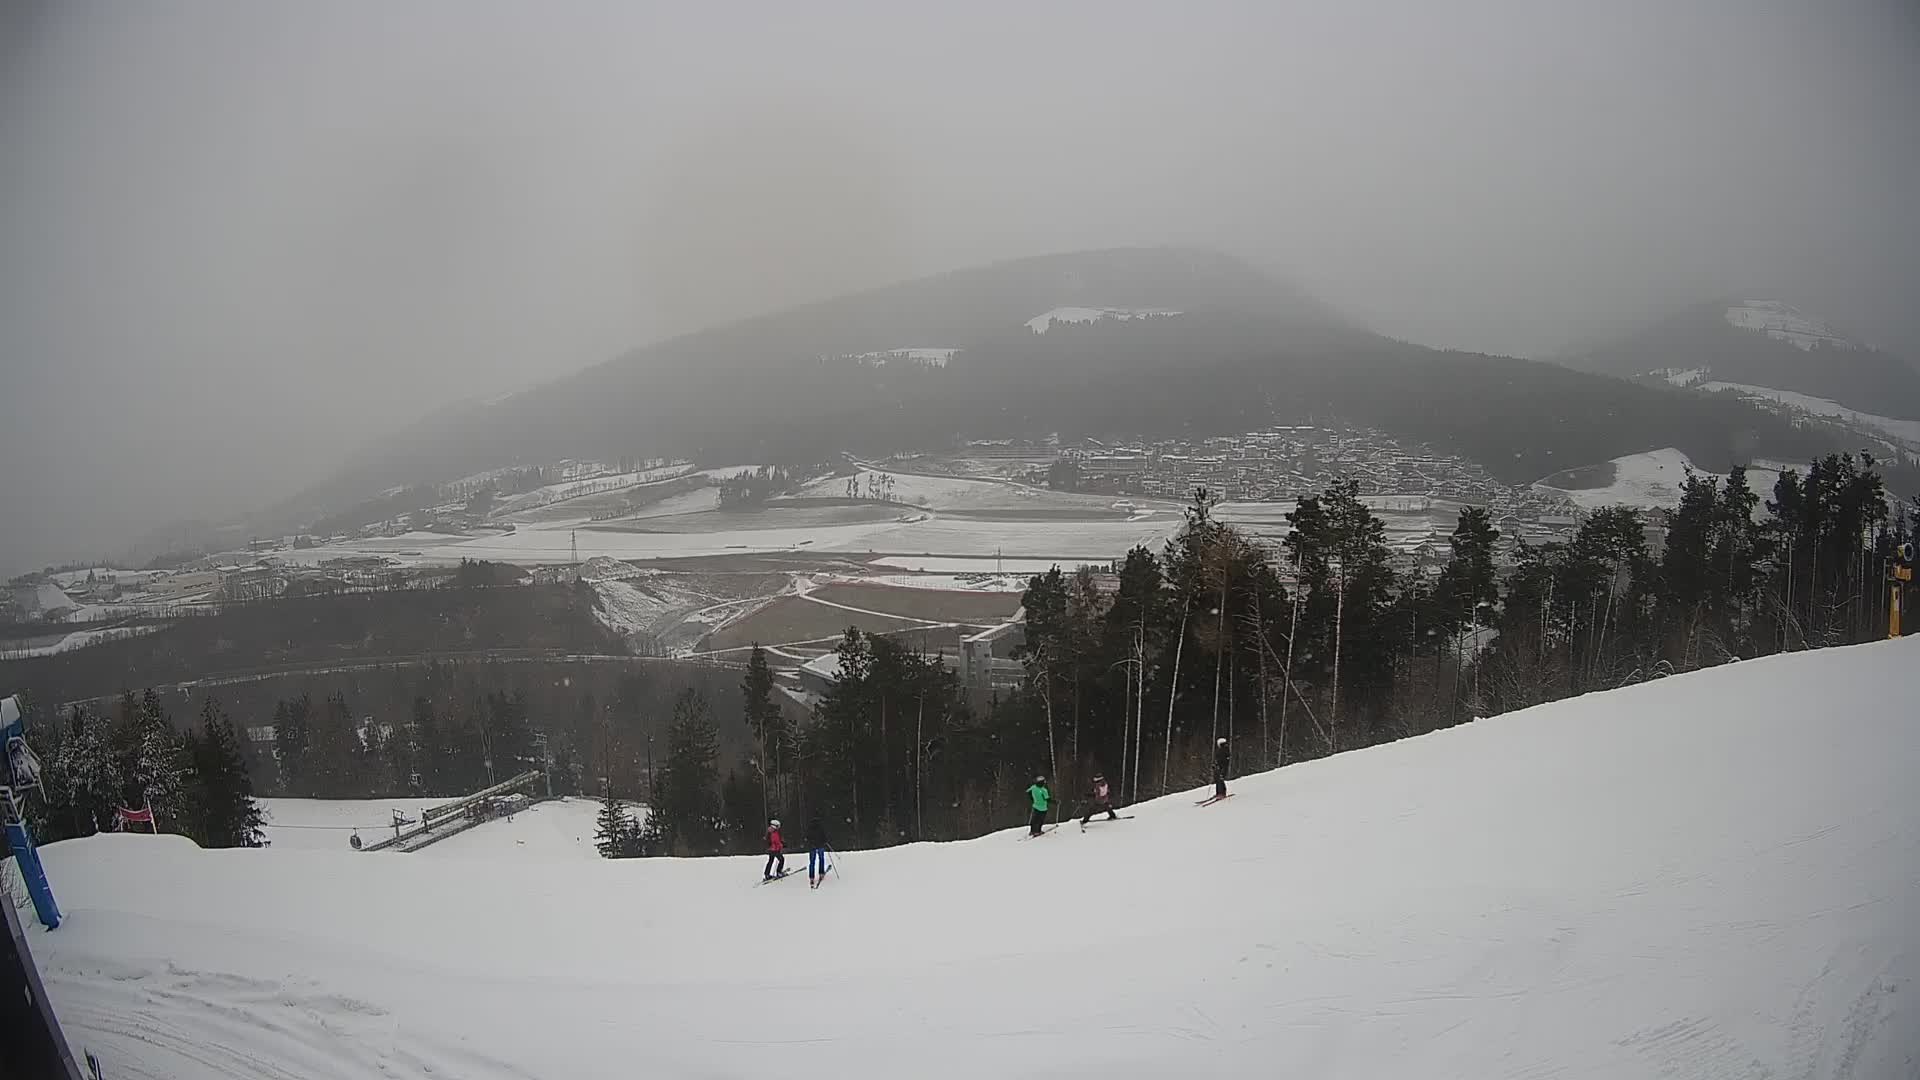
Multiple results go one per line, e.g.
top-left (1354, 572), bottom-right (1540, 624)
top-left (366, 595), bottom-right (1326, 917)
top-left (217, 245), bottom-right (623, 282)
top-left (762, 737), bottom-right (1232, 879)
top-left (1026, 736), bottom-right (1231, 836)
top-left (762, 813), bottom-right (833, 887)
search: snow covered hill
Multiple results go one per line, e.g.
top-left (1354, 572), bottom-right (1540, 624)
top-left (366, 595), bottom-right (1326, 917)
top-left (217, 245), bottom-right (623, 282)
top-left (31, 639), bottom-right (1920, 1079)
top-left (1535, 447), bottom-right (1695, 509)
top-left (1724, 299), bottom-right (1861, 352)
top-left (1562, 297), bottom-right (1920, 426)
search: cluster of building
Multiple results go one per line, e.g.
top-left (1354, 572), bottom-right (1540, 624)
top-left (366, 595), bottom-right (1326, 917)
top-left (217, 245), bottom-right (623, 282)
top-left (1112, 429), bottom-right (1581, 569)
top-left (934, 426), bottom-right (1589, 572)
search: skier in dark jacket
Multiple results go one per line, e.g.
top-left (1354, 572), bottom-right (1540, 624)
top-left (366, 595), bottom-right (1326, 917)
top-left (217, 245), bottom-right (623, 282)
top-left (1080, 773), bottom-right (1118, 825)
top-left (1213, 737), bottom-right (1230, 799)
top-left (763, 818), bottom-right (785, 880)
top-left (1026, 776), bottom-right (1051, 836)
top-left (804, 814), bottom-right (830, 888)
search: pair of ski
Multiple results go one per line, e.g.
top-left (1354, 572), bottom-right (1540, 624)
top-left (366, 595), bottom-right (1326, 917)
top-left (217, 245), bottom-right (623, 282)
top-left (1078, 814), bottom-right (1135, 832)
top-left (1195, 793), bottom-right (1234, 807)
top-left (1019, 813), bottom-right (1137, 840)
top-left (759, 866), bottom-right (834, 885)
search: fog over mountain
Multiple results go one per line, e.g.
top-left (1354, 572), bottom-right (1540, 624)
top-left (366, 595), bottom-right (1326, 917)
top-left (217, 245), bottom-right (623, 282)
top-left (2, 0), bottom-right (1916, 574)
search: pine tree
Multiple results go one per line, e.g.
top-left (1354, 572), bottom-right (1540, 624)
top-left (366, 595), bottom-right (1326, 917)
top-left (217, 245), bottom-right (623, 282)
top-left (273, 695), bottom-right (311, 795)
top-left (804, 628), bottom-right (872, 841)
top-left (483, 691), bottom-right (536, 780)
top-left (52, 706), bottom-right (115, 839)
top-left (382, 707), bottom-right (419, 795)
top-left (634, 781), bottom-right (668, 856)
top-left (654, 688), bottom-right (722, 854)
top-left (550, 737), bottom-right (583, 796)
top-left (719, 766), bottom-right (766, 854)
top-left (1284, 480), bottom-right (1400, 743)
top-left (410, 697), bottom-right (445, 794)
top-left (304, 693), bottom-right (364, 797)
top-left (1660, 470), bottom-right (1724, 664)
top-left (130, 690), bottom-right (195, 829)
top-left (186, 697), bottom-right (264, 848)
top-left (741, 645), bottom-right (785, 813)
top-left (1436, 506), bottom-right (1501, 630)
top-left (594, 791), bottom-right (633, 858)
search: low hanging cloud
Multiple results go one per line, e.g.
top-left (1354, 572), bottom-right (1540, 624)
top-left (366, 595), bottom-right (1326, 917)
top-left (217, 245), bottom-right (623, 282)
top-left (0, 0), bottom-right (1915, 573)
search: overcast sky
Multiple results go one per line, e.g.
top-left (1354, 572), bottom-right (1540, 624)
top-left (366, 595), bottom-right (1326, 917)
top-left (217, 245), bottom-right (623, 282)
top-left (2, 0), bottom-right (1916, 574)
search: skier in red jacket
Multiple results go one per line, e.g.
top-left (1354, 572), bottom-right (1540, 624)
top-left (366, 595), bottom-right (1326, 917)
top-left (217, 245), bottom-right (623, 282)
top-left (763, 818), bottom-right (785, 881)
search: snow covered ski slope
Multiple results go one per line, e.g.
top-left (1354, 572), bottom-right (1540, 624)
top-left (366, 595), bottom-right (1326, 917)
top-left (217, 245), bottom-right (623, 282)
top-left (32, 639), bottom-right (1920, 1079)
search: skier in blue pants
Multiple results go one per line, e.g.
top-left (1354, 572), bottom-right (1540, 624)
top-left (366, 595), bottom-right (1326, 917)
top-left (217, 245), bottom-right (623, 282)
top-left (804, 814), bottom-right (830, 889)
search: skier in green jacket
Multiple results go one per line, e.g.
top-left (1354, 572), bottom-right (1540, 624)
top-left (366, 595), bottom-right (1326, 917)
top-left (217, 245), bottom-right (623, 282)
top-left (1026, 776), bottom-right (1051, 836)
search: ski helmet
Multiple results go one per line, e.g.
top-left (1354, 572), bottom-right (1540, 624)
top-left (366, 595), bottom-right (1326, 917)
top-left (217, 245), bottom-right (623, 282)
top-left (1217, 737), bottom-right (1228, 746)
top-left (769, 818), bottom-right (780, 828)
top-left (1034, 775), bottom-right (1045, 784)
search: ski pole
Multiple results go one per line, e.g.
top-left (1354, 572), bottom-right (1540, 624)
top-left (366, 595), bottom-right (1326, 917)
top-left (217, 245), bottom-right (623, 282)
top-left (827, 844), bottom-right (844, 880)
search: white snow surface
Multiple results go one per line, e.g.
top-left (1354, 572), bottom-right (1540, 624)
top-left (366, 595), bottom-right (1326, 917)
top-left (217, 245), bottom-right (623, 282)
top-left (259, 468), bottom-right (1178, 571)
top-left (1536, 447), bottom-right (1695, 509)
top-left (34, 637), bottom-right (1920, 1078)
top-left (493, 463), bottom-right (696, 517)
top-left (259, 798), bottom-right (449, 852)
top-left (413, 797), bottom-right (611, 862)
top-left (262, 796), bottom-right (610, 859)
top-left (0, 623), bottom-right (162, 657)
top-left (1724, 300), bottom-right (1856, 351)
top-left (869, 555), bottom-right (1081, 574)
top-left (1024, 306), bottom-right (1182, 333)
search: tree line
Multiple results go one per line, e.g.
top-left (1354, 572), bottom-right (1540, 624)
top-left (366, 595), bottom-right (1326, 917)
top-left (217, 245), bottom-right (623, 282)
top-left (605, 452), bottom-right (1909, 859)
top-left (19, 453), bottom-right (1897, 862)
top-left (17, 690), bottom-right (263, 848)
top-left (269, 689), bottom-right (548, 800)
top-left (716, 465), bottom-right (811, 509)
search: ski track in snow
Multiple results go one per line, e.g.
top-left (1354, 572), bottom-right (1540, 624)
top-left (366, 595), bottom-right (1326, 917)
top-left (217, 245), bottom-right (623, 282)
top-left (32, 638), bottom-right (1920, 1079)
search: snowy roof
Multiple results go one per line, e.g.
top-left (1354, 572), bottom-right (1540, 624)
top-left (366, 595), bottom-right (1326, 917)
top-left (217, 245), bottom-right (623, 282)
top-left (798, 652), bottom-right (845, 683)
top-left (35, 583), bottom-right (75, 613)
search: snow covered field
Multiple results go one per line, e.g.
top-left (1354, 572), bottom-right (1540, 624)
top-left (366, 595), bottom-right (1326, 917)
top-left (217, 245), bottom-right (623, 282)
top-left (259, 798), bottom-right (448, 852)
top-left (1536, 447), bottom-right (1694, 509)
top-left (492, 463), bottom-right (696, 517)
top-left (260, 467), bottom-right (1180, 574)
top-left (275, 499), bottom-right (1178, 570)
top-left (412, 797), bottom-right (606, 861)
top-left (258, 796), bottom-right (606, 859)
top-left (1724, 300), bottom-right (1857, 351)
top-left (0, 623), bottom-right (162, 658)
top-left (870, 555), bottom-right (1068, 574)
top-left (32, 638), bottom-right (1920, 1079)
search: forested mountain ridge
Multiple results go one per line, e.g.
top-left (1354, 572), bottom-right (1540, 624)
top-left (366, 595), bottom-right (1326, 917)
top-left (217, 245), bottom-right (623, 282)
top-left (1560, 297), bottom-right (1920, 420)
top-left (300, 250), bottom-right (1868, 514)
